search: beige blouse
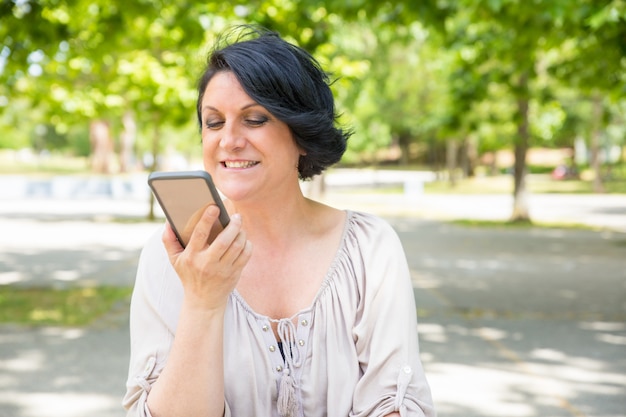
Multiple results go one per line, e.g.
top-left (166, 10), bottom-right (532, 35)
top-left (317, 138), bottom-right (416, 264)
top-left (123, 211), bottom-right (436, 417)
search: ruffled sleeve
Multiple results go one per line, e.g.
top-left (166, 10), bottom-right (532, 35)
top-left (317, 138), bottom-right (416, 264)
top-left (349, 213), bottom-right (436, 417)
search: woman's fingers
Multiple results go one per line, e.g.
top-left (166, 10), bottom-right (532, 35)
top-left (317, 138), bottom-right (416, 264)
top-left (206, 213), bottom-right (245, 257)
top-left (164, 205), bottom-right (252, 270)
top-left (163, 204), bottom-right (249, 264)
top-left (220, 226), bottom-right (252, 265)
top-left (160, 205), bottom-right (252, 311)
top-left (185, 204), bottom-right (222, 251)
top-left (234, 239), bottom-right (253, 269)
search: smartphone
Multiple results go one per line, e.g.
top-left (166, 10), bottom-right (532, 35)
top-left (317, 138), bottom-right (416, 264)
top-left (148, 170), bottom-right (230, 248)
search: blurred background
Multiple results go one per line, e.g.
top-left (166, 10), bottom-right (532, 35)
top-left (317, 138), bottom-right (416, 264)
top-left (0, 1), bottom-right (624, 416)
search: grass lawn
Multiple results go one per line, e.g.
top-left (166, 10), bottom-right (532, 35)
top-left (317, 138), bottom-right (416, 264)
top-left (449, 218), bottom-right (607, 231)
top-left (0, 286), bottom-right (133, 327)
top-left (424, 174), bottom-right (626, 194)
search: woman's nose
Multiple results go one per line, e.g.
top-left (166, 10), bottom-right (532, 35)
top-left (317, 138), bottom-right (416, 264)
top-left (219, 122), bottom-right (246, 150)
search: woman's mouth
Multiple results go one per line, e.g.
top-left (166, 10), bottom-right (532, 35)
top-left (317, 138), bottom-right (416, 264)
top-left (222, 160), bottom-right (260, 168)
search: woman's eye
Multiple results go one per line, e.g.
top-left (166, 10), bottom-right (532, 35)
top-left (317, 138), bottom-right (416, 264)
top-left (246, 116), bottom-right (268, 127)
top-left (205, 120), bottom-right (224, 129)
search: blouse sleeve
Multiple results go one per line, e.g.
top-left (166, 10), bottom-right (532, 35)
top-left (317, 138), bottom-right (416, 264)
top-left (350, 214), bottom-right (436, 417)
top-left (122, 227), bottom-right (181, 417)
top-left (122, 227), bottom-right (233, 417)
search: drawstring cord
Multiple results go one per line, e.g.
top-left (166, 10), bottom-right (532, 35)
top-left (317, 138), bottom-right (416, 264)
top-left (274, 318), bottom-right (303, 417)
top-left (277, 319), bottom-right (302, 368)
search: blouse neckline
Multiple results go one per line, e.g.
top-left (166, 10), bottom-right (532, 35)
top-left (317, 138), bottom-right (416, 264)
top-left (231, 210), bottom-right (354, 322)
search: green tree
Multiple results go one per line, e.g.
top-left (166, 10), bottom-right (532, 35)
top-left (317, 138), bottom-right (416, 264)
top-left (549, 0), bottom-right (626, 192)
top-left (0, 0), bottom-right (210, 173)
top-left (414, 0), bottom-right (624, 220)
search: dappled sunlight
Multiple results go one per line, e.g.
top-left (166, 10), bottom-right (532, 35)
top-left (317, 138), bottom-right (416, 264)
top-left (419, 318), bottom-right (626, 417)
top-left (595, 333), bottom-right (626, 346)
top-left (0, 217), bottom-right (156, 251)
top-left (417, 255), bottom-right (540, 275)
top-left (41, 327), bottom-right (85, 340)
top-left (0, 325), bottom-right (128, 417)
top-left (427, 362), bottom-right (539, 417)
top-left (581, 321), bottom-right (626, 346)
top-left (580, 321), bottom-right (625, 331)
top-left (526, 361), bottom-right (625, 395)
top-left (402, 216), bottom-right (626, 416)
top-left (0, 247), bottom-right (140, 288)
top-left (411, 270), bottom-right (442, 289)
top-left (418, 323), bottom-right (449, 343)
top-left (51, 269), bottom-right (81, 282)
top-left (0, 392), bottom-right (121, 417)
top-left (0, 349), bottom-right (45, 372)
top-left (475, 326), bottom-right (508, 341)
top-left (0, 215), bottom-right (152, 289)
top-left (526, 348), bottom-right (625, 391)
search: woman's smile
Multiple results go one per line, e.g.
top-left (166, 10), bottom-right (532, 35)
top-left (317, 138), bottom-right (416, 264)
top-left (222, 160), bottom-right (260, 169)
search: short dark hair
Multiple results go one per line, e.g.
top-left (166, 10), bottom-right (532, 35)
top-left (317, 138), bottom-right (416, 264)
top-left (196, 26), bottom-right (350, 180)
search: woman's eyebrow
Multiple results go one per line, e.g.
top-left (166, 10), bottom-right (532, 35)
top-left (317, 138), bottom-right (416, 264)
top-left (201, 105), bottom-right (218, 112)
top-left (240, 103), bottom-right (261, 110)
top-left (202, 102), bottom-right (260, 112)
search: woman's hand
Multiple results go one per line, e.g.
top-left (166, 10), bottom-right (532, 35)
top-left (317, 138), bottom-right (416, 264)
top-left (162, 204), bottom-right (252, 312)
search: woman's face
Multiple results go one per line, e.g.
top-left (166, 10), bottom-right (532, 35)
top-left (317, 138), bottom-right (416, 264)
top-left (200, 71), bottom-right (302, 203)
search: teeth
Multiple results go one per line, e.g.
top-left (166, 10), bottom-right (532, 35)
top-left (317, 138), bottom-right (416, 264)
top-left (225, 161), bottom-right (258, 168)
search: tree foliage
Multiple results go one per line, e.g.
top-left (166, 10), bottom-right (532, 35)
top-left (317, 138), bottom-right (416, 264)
top-left (1, 0), bottom-right (624, 220)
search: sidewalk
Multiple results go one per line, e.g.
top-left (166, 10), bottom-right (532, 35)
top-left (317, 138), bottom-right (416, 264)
top-left (321, 190), bottom-right (626, 232)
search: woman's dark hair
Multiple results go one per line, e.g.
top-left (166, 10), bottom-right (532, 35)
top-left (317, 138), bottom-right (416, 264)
top-left (196, 26), bottom-right (350, 180)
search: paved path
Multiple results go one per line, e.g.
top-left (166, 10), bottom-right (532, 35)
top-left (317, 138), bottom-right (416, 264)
top-left (0, 176), bottom-right (625, 417)
top-left (399, 219), bottom-right (626, 417)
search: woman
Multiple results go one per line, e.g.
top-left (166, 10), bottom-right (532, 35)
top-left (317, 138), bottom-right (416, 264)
top-left (124, 26), bottom-right (435, 417)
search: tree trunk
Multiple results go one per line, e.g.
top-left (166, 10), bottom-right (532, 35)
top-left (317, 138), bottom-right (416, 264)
top-left (511, 74), bottom-right (531, 222)
top-left (89, 119), bottom-right (114, 174)
top-left (590, 94), bottom-right (605, 193)
top-left (461, 136), bottom-right (477, 178)
top-left (398, 134), bottom-right (411, 166)
top-left (446, 138), bottom-right (458, 187)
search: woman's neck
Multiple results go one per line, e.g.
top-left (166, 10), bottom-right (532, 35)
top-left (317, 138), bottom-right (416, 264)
top-left (226, 188), bottom-right (316, 246)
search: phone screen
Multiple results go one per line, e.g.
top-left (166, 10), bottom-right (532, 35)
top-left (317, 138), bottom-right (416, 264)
top-left (148, 171), bottom-right (229, 247)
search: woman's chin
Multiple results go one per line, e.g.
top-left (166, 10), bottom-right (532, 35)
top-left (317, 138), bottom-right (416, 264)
top-left (218, 187), bottom-right (255, 205)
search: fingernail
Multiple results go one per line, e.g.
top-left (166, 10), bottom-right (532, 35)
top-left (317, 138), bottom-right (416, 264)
top-left (208, 205), bottom-right (219, 216)
top-left (231, 213), bottom-right (241, 222)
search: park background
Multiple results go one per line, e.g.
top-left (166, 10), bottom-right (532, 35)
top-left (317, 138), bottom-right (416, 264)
top-left (0, 1), bottom-right (625, 417)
